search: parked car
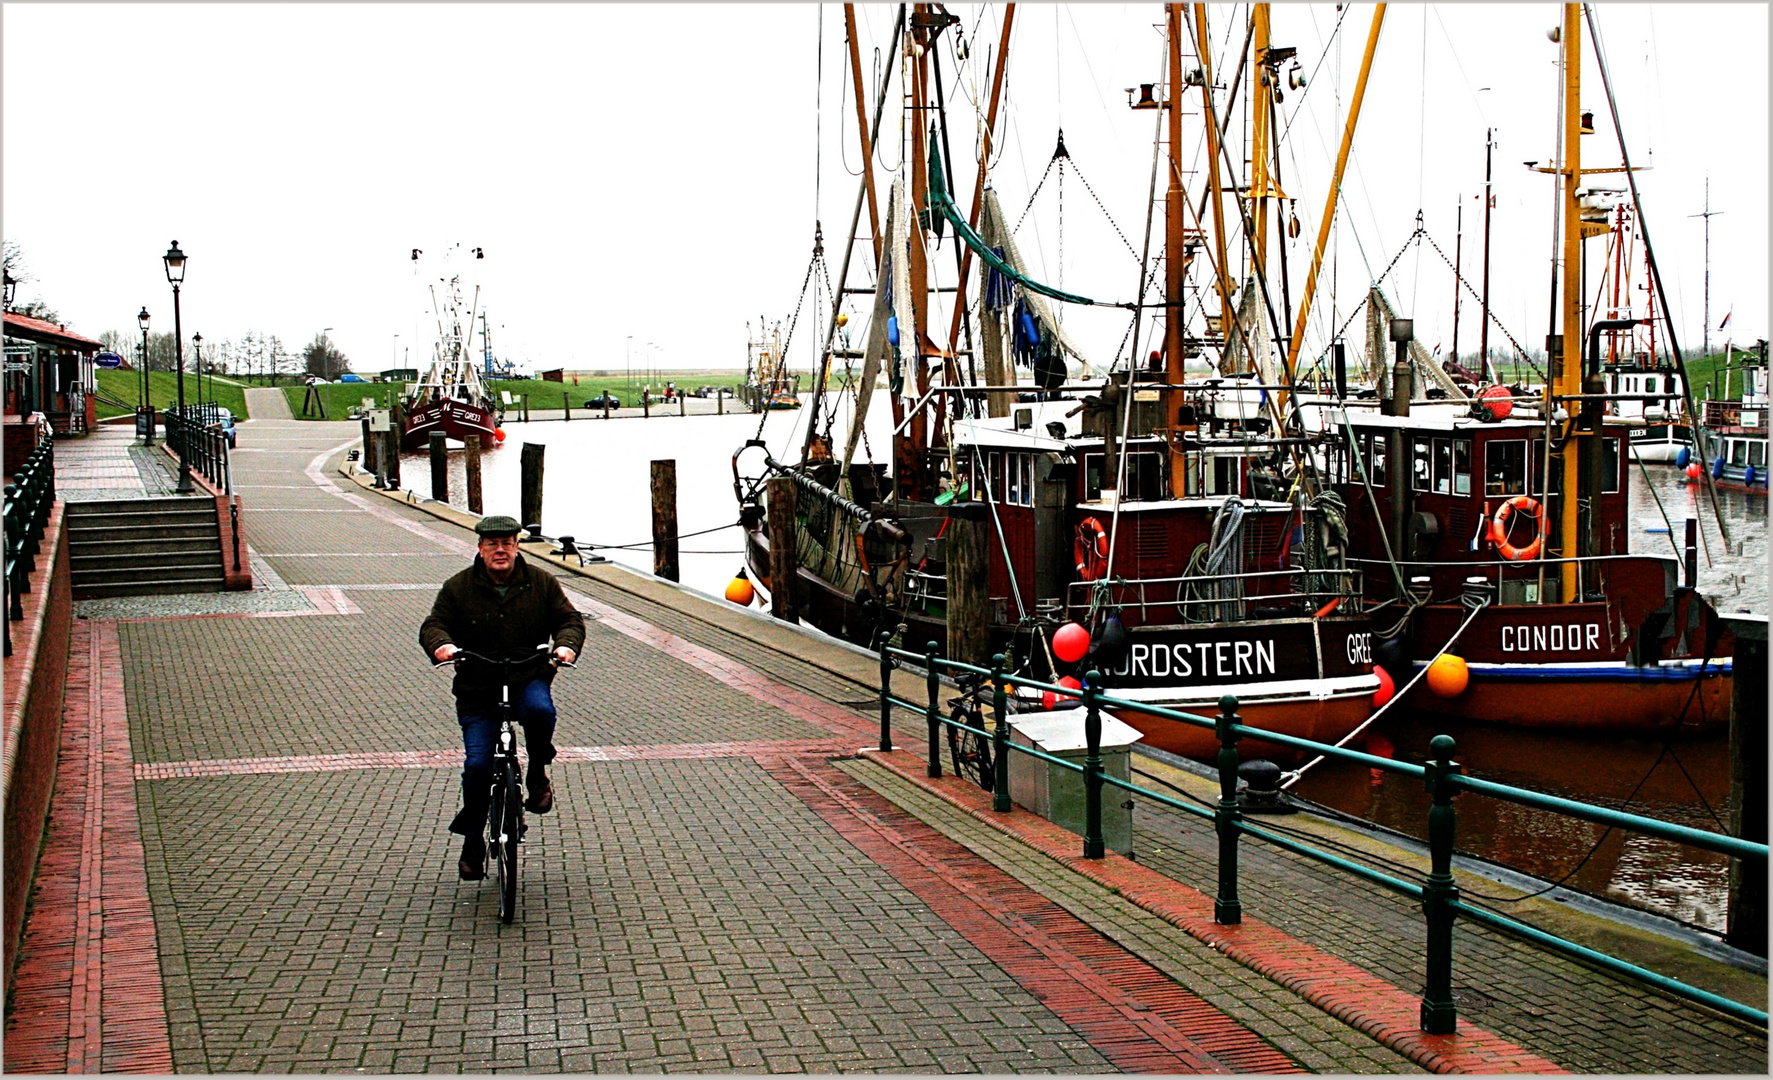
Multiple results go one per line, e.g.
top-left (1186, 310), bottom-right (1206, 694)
top-left (585, 392), bottom-right (622, 409)
top-left (339, 373), bottom-right (366, 383)
top-left (214, 407), bottom-right (237, 448)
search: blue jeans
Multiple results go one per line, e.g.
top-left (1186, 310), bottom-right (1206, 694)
top-left (449, 678), bottom-right (558, 835)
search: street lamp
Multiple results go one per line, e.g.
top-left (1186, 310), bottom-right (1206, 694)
top-left (138, 306), bottom-right (152, 444)
top-left (2, 271), bottom-right (15, 311)
top-left (193, 332), bottom-right (204, 408)
top-left (163, 240), bottom-right (194, 493)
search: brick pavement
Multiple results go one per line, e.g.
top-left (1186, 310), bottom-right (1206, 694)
top-left (7, 415), bottom-right (1765, 1073)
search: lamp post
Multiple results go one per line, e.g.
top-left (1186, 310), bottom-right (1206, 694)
top-left (2, 271), bottom-right (15, 311)
top-left (138, 306), bottom-right (152, 443)
top-left (164, 241), bottom-right (194, 494)
top-left (193, 332), bottom-right (204, 408)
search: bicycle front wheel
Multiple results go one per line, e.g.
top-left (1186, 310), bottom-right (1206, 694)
top-left (496, 761), bottom-right (521, 923)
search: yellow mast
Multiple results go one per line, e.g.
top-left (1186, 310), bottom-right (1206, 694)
top-left (1556, 1), bottom-right (1583, 602)
top-left (1192, 4), bottom-right (1237, 365)
top-left (1280, 4), bottom-right (1386, 413)
top-left (1249, 4), bottom-right (1272, 272)
top-left (1165, 4), bottom-right (1189, 495)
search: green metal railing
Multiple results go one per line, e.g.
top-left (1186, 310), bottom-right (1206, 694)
top-left (4, 435), bottom-right (57, 658)
top-left (873, 632), bottom-right (1768, 1031)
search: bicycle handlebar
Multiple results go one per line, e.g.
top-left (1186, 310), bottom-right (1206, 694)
top-left (432, 643), bottom-right (576, 672)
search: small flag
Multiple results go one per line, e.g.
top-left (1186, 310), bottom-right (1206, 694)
top-left (1719, 311), bottom-right (1733, 330)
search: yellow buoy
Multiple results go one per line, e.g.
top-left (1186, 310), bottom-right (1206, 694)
top-left (836, 312), bottom-right (849, 327)
top-left (1426, 654), bottom-right (1470, 697)
top-left (724, 569), bottom-right (756, 606)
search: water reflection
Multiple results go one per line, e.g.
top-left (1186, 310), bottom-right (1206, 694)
top-left (1291, 709), bottom-right (1734, 930)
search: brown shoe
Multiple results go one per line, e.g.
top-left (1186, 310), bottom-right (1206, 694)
top-left (458, 836), bottom-right (486, 880)
top-left (524, 777), bottom-right (554, 815)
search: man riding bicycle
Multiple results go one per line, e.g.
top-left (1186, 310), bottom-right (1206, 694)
top-left (421, 515), bottom-right (586, 880)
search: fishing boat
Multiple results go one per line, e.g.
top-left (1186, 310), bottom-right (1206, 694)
top-left (401, 249), bottom-right (500, 451)
top-left (1682, 342), bottom-right (1768, 494)
top-left (1316, 4), bottom-right (1734, 732)
top-left (731, 3), bottom-right (1379, 765)
top-left (742, 321), bottom-right (802, 412)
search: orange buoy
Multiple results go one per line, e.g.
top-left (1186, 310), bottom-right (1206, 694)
top-left (494, 427), bottom-right (508, 443)
top-left (1426, 654), bottom-right (1470, 697)
top-left (1372, 665), bottom-right (1395, 708)
top-left (724, 569), bottom-right (756, 606)
top-left (1685, 461), bottom-right (1702, 479)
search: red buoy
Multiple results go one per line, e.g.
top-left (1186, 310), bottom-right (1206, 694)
top-left (1053, 622), bottom-right (1090, 664)
top-left (1373, 666), bottom-right (1395, 708)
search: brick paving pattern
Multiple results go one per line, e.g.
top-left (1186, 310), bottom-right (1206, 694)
top-left (6, 415), bottom-right (1764, 1074)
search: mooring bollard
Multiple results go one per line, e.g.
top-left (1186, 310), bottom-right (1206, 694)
top-left (1420, 733), bottom-right (1461, 1033)
top-left (563, 388), bottom-right (571, 422)
top-left (679, 393), bottom-right (686, 417)
top-left (603, 395), bottom-right (610, 420)
top-left (877, 627), bottom-right (894, 753)
top-left (429, 431), bottom-right (448, 502)
top-left (643, 388), bottom-right (650, 419)
top-left (1215, 694), bottom-right (1243, 924)
top-left (383, 429), bottom-right (401, 490)
top-left (764, 475), bottom-right (796, 621)
top-left (925, 641), bottom-right (942, 779)
top-left (1083, 672), bottom-right (1105, 859)
top-left (464, 436), bottom-right (483, 514)
top-left (991, 653), bottom-right (1011, 812)
top-left (718, 389), bottom-right (724, 415)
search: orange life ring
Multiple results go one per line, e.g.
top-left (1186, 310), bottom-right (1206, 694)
top-left (1074, 516), bottom-right (1110, 580)
top-left (1491, 496), bottom-right (1546, 561)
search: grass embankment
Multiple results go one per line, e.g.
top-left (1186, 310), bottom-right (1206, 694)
top-left (274, 371), bottom-right (787, 420)
top-left (1483, 350), bottom-right (1748, 400)
top-left (94, 370), bottom-right (251, 419)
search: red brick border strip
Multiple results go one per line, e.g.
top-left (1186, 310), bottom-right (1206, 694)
top-left (765, 753), bottom-right (1301, 1074)
top-left (858, 747), bottom-right (1569, 1074)
top-left (5, 620), bottom-right (173, 1074)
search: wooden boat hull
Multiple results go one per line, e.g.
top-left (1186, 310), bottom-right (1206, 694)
top-left (1398, 658), bottom-right (1731, 731)
top-left (402, 398), bottom-right (497, 451)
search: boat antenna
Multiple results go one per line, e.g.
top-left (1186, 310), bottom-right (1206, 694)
top-left (1583, 3), bottom-right (1731, 549)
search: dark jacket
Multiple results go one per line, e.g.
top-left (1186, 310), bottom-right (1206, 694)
top-left (420, 554), bottom-right (588, 715)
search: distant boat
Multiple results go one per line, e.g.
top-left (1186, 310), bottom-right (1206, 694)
top-left (1683, 343), bottom-right (1768, 494)
top-left (401, 253), bottom-right (500, 451)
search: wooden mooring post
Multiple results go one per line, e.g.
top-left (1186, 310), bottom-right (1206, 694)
top-left (383, 428), bottom-right (401, 490)
top-left (651, 459), bottom-right (679, 581)
top-left (464, 436), bottom-right (483, 514)
top-left (563, 388), bottom-right (572, 422)
top-left (765, 475), bottom-right (797, 622)
top-left (360, 415), bottom-right (377, 476)
top-left (643, 388), bottom-right (651, 419)
top-left (1726, 613), bottom-right (1768, 956)
top-left (520, 442), bottom-right (544, 532)
top-left (945, 505), bottom-right (990, 666)
top-left (429, 432), bottom-right (449, 502)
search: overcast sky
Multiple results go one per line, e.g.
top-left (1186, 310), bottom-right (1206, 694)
top-left (4, 3), bottom-right (1765, 376)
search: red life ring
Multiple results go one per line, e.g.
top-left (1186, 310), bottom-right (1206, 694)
top-left (1074, 516), bottom-right (1110, 580)
top-left (1491, 496), bottom-right (1546, 561)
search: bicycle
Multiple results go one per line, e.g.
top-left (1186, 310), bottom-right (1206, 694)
top-left (946, 671), bottom-right (995, 792)
top-left (434, 643), bottom-right (574, 923)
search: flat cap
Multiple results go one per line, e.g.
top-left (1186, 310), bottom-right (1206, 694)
top-left (474, 514), bottom-right (523, 538)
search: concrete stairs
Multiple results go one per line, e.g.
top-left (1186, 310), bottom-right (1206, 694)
top-left (66, 497), bottom-right (225, 598)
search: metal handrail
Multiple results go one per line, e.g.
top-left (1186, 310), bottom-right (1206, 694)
top-left (164, 405), bottom-right (232, 495)
top-left (4, 438), bottom-right (57, 657)
top-left (877, 637), bottom-right (1767, 1031)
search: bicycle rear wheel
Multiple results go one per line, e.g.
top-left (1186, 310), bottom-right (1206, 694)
top-left (947, 706), bottom-right (994, 792)
top-left (497, 760), bottom-right (521, 923)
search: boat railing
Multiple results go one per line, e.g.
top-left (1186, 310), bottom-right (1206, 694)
top-left (1703, 399), bottom-right (1746, 429)
top-left (1064, 566), bottom-right (1362, 625)
top-left (868, 637), bottom-right (1768, 1034)
top-left (1349, 552), bottom-right (1679, 607)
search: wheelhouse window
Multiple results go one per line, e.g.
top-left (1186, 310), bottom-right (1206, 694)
top-left (1453, 438), bottom-right (1472, 495)
top-left (1752, 441), bottom-right (1767, 469)
top-left (1367, 433), bottom-right (1387, 487)
top-left (1412, 438), bottom-right (1432, 492)
top-left (1730, 439), bottom-right (1750, 466)
top-left (1485, 439), bottom-right (1528, 496)
top-left (1082, 450), bottom-right (1162, 501)
top-left (1431, 437), bottom-right (1453, 494)
top-left (1603, 437), bottom-right (1621, 493)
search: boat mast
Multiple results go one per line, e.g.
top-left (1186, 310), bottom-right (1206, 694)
top-left (1280, 5), bottom-right (1386, 408)
top-left (1480, 127), bottom-right (1494, 381)
top-left (895, 5), bottom-right (936, 502)
top-left (1249, 4), bottom-right (1273, 275)
top-left (1164, 3), bottom-right (1189, 494)
top-left (1690, 177), bottom-right (1720, 359)
top-left (1191, 4), bottom-right (1237, 369)
top-left (1450, 196), bottom-right (1463, 371)
top-left (1555, 0), bottom-right (1582, 602)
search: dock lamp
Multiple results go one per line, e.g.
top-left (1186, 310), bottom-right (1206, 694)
top-left (192, 332), bottom-right (204, 407)
top-left (138, 306), bottom-right (152, 443)
top-left (164, 241), bottom-right (194, 494)
top-left (3, 271), bottom-right (15, 311)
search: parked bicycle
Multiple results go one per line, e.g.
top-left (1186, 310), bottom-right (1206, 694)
top-left (434, 644), bottom-right (574, 923)
top-left (946, 671), bottom-right (995, 791)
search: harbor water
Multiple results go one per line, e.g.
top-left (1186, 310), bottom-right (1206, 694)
top-left (397, 397), bottom-right (1764, 933)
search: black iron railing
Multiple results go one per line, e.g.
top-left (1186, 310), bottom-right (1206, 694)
top-left (3, 435), bottom-right (57, 657)
top-left (163, 405), bottom-right (232, 495)
top-left (876, 634), bottom-right (1767, 1031)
